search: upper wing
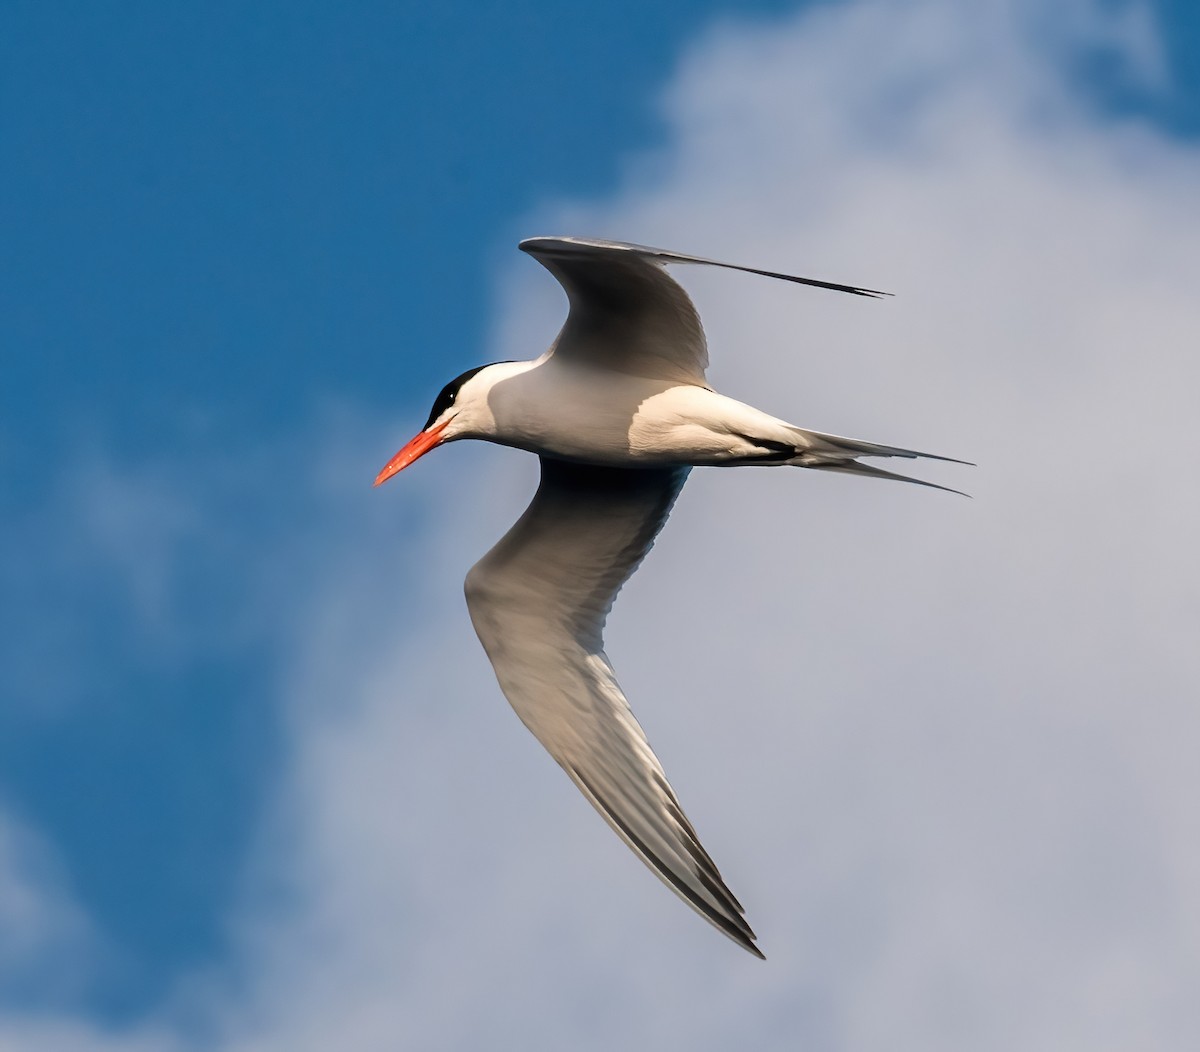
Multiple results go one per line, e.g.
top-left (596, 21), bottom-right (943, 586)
top-left (520, 235), bottom-right (891, 386)
top-left (464, 457), bottom-right (763, 958)
top-left (520, 237), bottom-right (711, 384)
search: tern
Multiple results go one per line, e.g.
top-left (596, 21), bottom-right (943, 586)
top-left (375, 237), bottom-right (966, 959)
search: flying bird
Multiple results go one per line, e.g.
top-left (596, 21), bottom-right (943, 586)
top-left (375, 236), bottom-right (967, 959)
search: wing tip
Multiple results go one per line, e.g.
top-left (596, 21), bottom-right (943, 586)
top-left (568, 763), bottom-right (764, 959)
top-left (722, 918), bottom-right (766, 959)
top-left (519, 236), bottom-right (894, 299)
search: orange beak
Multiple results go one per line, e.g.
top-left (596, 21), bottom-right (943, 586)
top-left (373, 420), bottom-right (450, 486)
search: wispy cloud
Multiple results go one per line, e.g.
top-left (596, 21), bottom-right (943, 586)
top-left (0, 810), bottom-right (94, 1002)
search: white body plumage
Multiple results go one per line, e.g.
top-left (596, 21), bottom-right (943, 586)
top-left (451, 357), bottom-right (808, 467)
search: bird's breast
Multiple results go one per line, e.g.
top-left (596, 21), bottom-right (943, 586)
top-left (485, 366), bottom-right (652, 463)
top-left (484, 364), bottom-right (789, 467)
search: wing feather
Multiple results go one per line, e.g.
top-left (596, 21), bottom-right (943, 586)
top-left (464, 457), bottom-right (762, 957)
top-left (521, 238), bottom-right (710, 384)
top-left (519, 235), bottom-right (890, 386)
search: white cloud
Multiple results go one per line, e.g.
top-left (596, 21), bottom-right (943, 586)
top-left (4, 0), bottom-right (1199, 1048)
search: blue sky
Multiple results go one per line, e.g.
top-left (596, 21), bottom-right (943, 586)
top-left (2, 0), bottom-right (798, 1017)
top-left (3, 1), bottom-right (1200, 1047)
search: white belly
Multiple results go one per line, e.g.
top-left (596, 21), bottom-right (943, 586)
top-left (484, 360), bottom-right (796, 466)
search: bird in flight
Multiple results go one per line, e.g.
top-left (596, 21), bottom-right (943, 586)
top-left (375, 236), bottom-right (967, 959)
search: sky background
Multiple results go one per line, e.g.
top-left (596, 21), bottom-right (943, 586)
top-left (2, 0), bottom-right (1199, 1049)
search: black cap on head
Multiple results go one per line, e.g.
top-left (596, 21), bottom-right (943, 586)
top-left (422, 364), bottom-right (491, 431)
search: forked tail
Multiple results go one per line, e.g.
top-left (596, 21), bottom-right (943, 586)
top-left (787, 426), bottom-right (973, 496)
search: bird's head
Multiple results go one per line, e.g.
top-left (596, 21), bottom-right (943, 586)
top-left (373, 364), bottom-right (498, 486)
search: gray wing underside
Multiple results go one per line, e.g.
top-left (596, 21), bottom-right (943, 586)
top-left (464, 457), bottom-right (763, 958)
top-left (519, 236), bottom-right (891, 386)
